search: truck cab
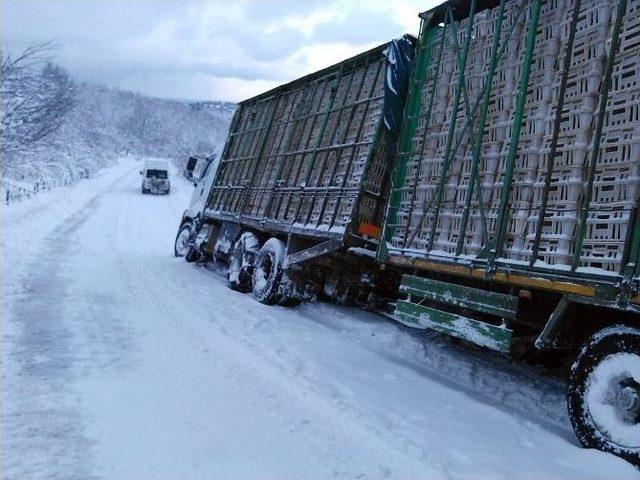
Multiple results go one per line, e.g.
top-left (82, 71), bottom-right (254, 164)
top-left (174, 156), bottom-right (219, 258)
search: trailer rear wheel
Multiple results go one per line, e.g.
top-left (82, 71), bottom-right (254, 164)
top-left (228, 232), bottom-right (260, 292)
top-left (567, 325), bottom-right (640, 466)
top-left (252, 238), bottom-right (285, 305)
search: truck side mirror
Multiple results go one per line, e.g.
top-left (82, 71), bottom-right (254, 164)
top-left (139, 170), bottom-right (143, 175)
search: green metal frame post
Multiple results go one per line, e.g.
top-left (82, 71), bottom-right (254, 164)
top-left (379, 17), bottom-right (438, 259)
top-left (291, 68), bottom-right (344, 224)
top-left (425, 0), bottom-right (477, 253)
top-left (529, 0), bottom-right (583, 267)
top-left (401, 22), bottom-right (448, 248)
top-left (492, 0), bottom-right (542, 261)
top-left (455, 0), bottom-right (508, 256)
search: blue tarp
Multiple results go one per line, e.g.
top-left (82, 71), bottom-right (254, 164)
top-left (382, 34), bottom-right (415, 140)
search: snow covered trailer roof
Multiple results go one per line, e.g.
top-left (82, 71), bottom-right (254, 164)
top-left (380, 0), bottom-right (640, 300)
top-left (205, 37), bottom-right (415, 247)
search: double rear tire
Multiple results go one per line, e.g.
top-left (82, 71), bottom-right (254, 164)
top-left (251, 238), bottom-right (286, 305)
top-left (177, 225), bottom-right (299, 306)
top-left (228, 232), bottom-right (260, 292)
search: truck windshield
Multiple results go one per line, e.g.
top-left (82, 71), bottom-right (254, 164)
top-left (146, 169), bottom-right (168, 179)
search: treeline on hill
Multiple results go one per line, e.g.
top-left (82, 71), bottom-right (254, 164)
top-left (0, 42), bottom-right (235, 203)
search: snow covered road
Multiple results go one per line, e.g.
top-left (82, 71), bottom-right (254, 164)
top-left (2, 158), bottom-right (638, 479)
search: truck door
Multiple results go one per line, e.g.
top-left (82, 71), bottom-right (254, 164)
top-left (190, 157), bottom-right (218, 214)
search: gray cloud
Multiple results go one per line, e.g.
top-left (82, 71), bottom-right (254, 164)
top-left (1, 0), bottom-right (432, 101)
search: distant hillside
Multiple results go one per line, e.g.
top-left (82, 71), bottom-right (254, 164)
top-left (2, 81), bottom-right (235, 203)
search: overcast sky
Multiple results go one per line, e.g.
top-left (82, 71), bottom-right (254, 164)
top-left (2, 0), bottom-right (443, 102)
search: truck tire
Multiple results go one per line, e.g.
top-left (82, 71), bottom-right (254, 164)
top-left (252, 238), bottom-right (285, 305)
top-left (174, 223), bottom-right (192, 257)
top-left (185, 246), bottom-right (200, 263)
top-left (323, 277), bottom-right (354, 306)
top-left (567, 325), bottom-right (640, 466)
top-left (228, 232), bottom-right (260, 292)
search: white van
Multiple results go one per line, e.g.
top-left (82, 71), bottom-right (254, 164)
top-left (140, 160), bottom-right (170, 195)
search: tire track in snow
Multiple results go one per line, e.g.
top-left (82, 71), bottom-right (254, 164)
top-left (2, 169), bottom-right (135, 480)
top-left (105, 198), bottom-right (442, 478)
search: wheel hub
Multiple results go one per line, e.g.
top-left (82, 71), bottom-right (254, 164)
top-left (616, 385), bottom-right (640, 420)
top-left (585, 352), bottom-right (640, 449)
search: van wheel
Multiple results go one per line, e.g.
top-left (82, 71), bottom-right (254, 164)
top-left (228, 232), bottom-right (260, 292)
top-left (567, 325), bottom-right (640, 466)
top-left (252, 238), bottom-right (286, 305)
top-left (174, 223), bottom-right (192, 257)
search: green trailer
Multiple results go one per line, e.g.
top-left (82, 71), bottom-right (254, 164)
top-left (176, 37), bottom-right (415, 303)
top-left (175, 0), bottom-right (640, 465)
top-left (379, 0), bottom-right (640, 464)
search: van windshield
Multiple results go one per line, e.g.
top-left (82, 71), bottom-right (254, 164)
top-left (146, 169), bottom-right (168, 179)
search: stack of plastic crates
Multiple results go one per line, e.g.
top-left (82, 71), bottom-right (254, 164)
top-left (497, 0), bottom-right (574, 263)
top-left (312, 60), bottom-right (386, 231)
top-left (576, 0), bottom-right (640, 273)
top-left (210, 98), bottom-right (275, 214)
top-left (452, 0), bottom-right (530, 258)
top-left (523, 0), bottom-right (615, 270)
top-left (391, 24), bottom-right (449, 250)
top-left (433, 8), bottom-right (501, 255)
top-left (246, 88), bottom-right (303, 218)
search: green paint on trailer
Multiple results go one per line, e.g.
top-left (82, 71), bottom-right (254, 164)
top-left (400, 274), bottom-right (518, 319)
top-left (395, 300), bottom-right (513, 353)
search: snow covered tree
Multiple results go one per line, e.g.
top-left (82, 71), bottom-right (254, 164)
top-left (1, 42), bottom-right (75, 164)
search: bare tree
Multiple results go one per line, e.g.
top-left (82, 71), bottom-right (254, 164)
top-left (1, 41), bottom-right (75, 165)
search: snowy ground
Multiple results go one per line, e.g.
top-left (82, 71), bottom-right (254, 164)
top-left (2, 157), bottom-right (638, 479)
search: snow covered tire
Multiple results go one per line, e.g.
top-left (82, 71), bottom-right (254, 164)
top-left (567, 325), bottom-right (640, 466)
top-left (174, 223), bottom-right (192, 257)
top-left (252, 238), bottom-right (285, 305)
top-left (228, 232), bottom-right (260, 293)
